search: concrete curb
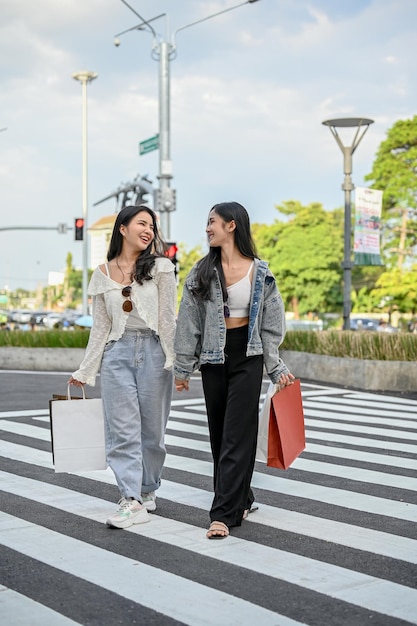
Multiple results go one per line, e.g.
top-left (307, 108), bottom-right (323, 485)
top-left (0, 347), bottom-right (85, 372)
top-left (282, 350), bottom-right (416, 393)
top-left (0, 347), bottom-right (415, 393)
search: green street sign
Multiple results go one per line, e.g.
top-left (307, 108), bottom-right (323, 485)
top-left (139, 134), bottom-right (159, 155)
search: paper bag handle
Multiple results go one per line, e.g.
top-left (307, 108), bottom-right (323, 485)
top-left (66, 384), bottom-right (86, 400)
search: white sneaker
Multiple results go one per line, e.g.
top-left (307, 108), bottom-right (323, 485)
top-left (106, 497), bottom-right (150, 529)
top-left (141, 491), bottom-right (156, 512)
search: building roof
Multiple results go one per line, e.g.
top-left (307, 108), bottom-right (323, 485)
top-left (90, 214), bottom-right (117, 230)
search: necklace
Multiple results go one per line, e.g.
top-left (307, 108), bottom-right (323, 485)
top-left (115, 257), bottom-right (133, 283)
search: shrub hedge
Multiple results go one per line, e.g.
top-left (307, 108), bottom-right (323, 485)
top-left (1, 329), bottom-right (416, 361)
top-left (282, 330), bottom-right (417, 361)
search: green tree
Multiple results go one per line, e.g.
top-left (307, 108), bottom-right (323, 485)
top-left (253, 201), bottom-right (344, 317)
top-left (42, 252), bottom-right (85, 310)
top-left (364, 116), bottom-right (417, 315)
top-left (177, 243), bottom-right (204, 305)
top-left (368, 266), bottom-right (417, 317)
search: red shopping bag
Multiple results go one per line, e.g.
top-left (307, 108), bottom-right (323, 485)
top-left (268, 379), bottom-right (306, 469)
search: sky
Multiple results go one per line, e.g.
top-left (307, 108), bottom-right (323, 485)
top-left (1, 0), bottom-right (416, 293)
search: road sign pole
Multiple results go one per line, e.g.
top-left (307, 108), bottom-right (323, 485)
top-left (158, 40), bottom-right (172, 240)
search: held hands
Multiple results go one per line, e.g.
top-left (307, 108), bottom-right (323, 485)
top-left (175, 378), bottom-right (189, 393)
top-left (274, 372), bottom-right (295, 394)
top-left (68, 377), bottom-right (85, 388)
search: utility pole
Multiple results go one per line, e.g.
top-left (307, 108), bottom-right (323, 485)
top-left (72, 71), bottom-right (98, 315)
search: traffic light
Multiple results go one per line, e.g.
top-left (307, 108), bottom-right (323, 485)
top-left (164, 242), bottom-right (179, 277)
top-left (154, 188), bottom-right (177, 212)
top-left (74, 218), bottom-right (84, 241)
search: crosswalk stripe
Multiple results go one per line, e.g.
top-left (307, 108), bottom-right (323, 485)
top-left (304, 397), bottom-right (417, 418)
top-left (0, 585), bottom-right (80, 625)
top-left (1, 474), bottom-right (417, 623)
top-left (344, 392), bottom-right (417, 406)
top-left (306, 430), bottom-right (417, 454)
top-left (305, 413), bottom-right (417, 440)
top-left (303, 403), bottom-right (417, 427)
top-left (0, 409), bottom-right (48, 419)
top-left (0, 511), bottom-right (303, 626)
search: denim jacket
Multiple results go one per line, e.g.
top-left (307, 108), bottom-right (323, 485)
top-left (174, 258), bottom-right (290, 384)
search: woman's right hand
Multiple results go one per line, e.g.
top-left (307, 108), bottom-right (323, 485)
top-left (68, 376), bottom-right (85, 388)
top-left (175, 378), bottom-right (189, 392)
top-left (274, 372), bottom-right (295, 393)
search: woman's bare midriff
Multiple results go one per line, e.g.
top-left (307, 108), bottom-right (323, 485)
top-left (225, 317), bottom-right (249, 330)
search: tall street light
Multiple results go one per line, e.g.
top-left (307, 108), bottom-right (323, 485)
top-left (322, 117), bottom-right (374, 331)
top-left (115, 0), bottom-right (260, 240)
top-left (72, 71), bottom-right (98, 315)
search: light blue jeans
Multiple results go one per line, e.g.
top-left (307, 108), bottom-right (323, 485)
top-left (100, 329), bottom-right (173, 501)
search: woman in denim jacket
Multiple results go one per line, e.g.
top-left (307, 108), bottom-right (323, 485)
top-left (174, 202), bottom-right (294, 539)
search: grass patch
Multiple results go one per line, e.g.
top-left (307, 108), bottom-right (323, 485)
top-left (282, 330), bottom-right (417, 361)
top-left (0, 330), bottom-right (90, 348)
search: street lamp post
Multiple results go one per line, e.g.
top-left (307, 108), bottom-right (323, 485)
top-left (72, 70), bottom-right (98, 315)
top-left (115, 0), bottom-right (260, 240)
top-left (322, 117), bottom-right (374, 331)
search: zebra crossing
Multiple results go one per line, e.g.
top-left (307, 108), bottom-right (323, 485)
top-left (1, 378), bottom-right (416, 625)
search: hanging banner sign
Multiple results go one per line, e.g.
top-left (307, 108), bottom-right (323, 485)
top-left (354, 187), bottom-right (383, 266)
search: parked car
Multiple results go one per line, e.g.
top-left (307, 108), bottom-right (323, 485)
top-left (349, 318), bottom-right (379, 331)
top-left (286, 319), bottom-right (323, 331)
top-left (42, 313), bottom-right (64, 329)
top-left (350, 317), bottom-right (398, 332)
top-left (8, 309), bottom-right (32, 325)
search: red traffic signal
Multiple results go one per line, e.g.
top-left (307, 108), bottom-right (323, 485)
top-left (75, 218), bottom-right (84, 241)
top-left (164, 242), bottom-right (179, 276)
top-left (165, 243), bottom-right (178, 259)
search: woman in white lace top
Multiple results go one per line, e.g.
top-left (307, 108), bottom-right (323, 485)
top-left (69, 205), bottom-right (177, 529)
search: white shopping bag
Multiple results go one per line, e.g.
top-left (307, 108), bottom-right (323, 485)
top-left (49, 386), bottom-right (107, 473)
top-left (256, 382), bottom-right (276, 463)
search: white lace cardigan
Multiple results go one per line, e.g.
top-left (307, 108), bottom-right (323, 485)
top-left (72, 257), bottom-right (177, 386)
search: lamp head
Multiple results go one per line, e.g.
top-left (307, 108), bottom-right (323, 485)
top-left (114, 38), bottom-right (121, 47)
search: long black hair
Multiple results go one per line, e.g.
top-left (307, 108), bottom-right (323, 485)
top-left (193, 201), bottom-right (258, 301)
top-left (107, 205), bottom-right (166, 284)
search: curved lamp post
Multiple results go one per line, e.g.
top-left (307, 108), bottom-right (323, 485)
top-left (72, 71), bottom-right (98, 315)
top-left (322, 117), bottom-right (374, 330)
top-left (115, 0), bottom-right (260, 239)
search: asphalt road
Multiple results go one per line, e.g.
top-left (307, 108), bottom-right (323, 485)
top-left (1, 369), bottom-right (416, 626)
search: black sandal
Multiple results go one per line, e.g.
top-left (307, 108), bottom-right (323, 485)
top-left (243, 505), bottom-right (259, 520)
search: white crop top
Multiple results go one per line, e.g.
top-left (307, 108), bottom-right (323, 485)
top-left (226, 262), bottom-right (253, 318)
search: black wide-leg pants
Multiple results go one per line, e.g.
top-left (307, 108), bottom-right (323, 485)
top-left (201, 325), bottom-right (264, 527)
